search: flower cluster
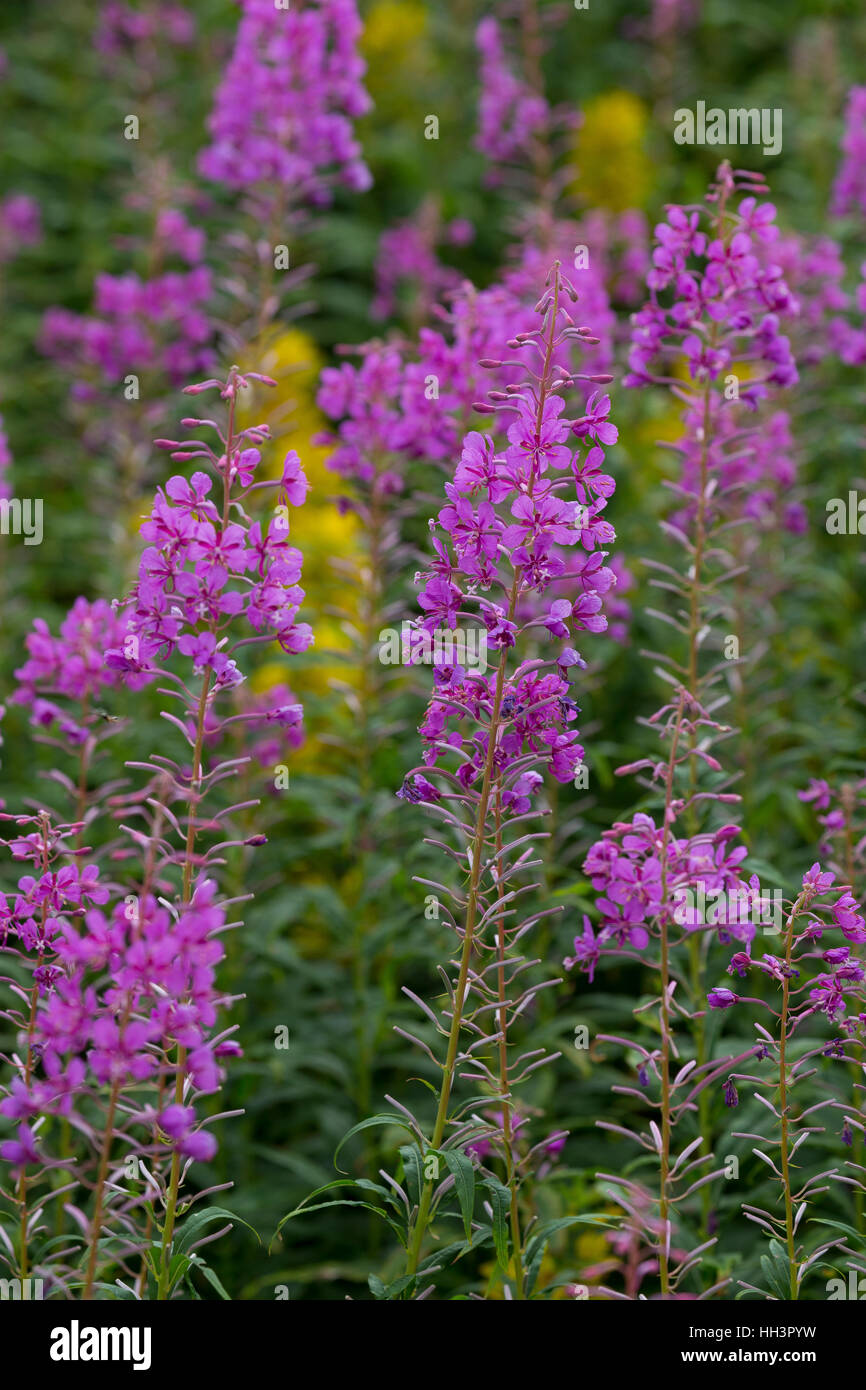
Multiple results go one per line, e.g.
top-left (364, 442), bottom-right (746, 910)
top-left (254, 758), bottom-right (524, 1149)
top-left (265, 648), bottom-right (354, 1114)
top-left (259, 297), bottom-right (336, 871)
top-left (770, 231), bottom-right (849, 366)
top-left (41, 209), bottom-right (213, 392)
top-left (372, 203), bottom-right (473, 322)
top-left (799, 776), bottom-right (866, 886)
top-left (710, 866), bottom-right (866, 1023)
top-left (626, 172), bottom-right (798, 397)
top-left (94, 1), bottom-right (195, 56)
top-left (318, 250), bottom-right (614, 499)
top-left (0, 814), bottom-right (230, 1174)
top-left (106, 384), bottom-right (312, 684)
top-left (0, 193), bottom-right (41, 264)
top-left (570, 818), bottom-right (757, 977)
top-left (474, 16), bottom-right (549, 172)
top-left (198, 0), bottom-right (372, 205)
top-left (405, 308), bottom-right (619, 811)
top-left (831, 86), bottom-right (866, 220)
top-left (12, 598), bottom-right (139, 745)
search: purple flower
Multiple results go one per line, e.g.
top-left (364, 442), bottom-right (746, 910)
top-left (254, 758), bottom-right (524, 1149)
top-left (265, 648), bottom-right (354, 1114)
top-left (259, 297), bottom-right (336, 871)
top-left (803, 862), bottom-right (835, 895)
top-left (397, 774), bottom-right (442, 805)
top-left (707, 988), bottom-right (739, 1010)
top-left (474, 17), bottom-right (548, 171)
top-left (564, 916), bottom-right (600, 983)
top-left (198, 0), bottom-right (372, 205)
top-left (159, 1104), bottom-right (217, 1161)
top-left (832, 86), bottom-right (866, 219)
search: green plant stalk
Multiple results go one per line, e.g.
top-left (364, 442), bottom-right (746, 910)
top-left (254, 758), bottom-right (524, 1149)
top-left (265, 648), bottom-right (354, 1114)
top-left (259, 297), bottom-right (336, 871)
top-left (156, 385), bottom-right (238, 1299)
top-left (83, 807), bottom-right (164, 1299)
top-left (656, 689), bottom-right (687, 1297)
top-left (405, 279), bottom-right (561, 1284)
top-left (155, 667), bottom-right (211, 1300)
top-left (841, 789), bottom-right (865, 1236)
top-left (778, 889), bottom-right (807, 1302)
top-left (681, 185), bottom-right (729, 1238)
top-left (82, 1081), bottom-right (121, 1299)
top-left (493, 791), bottom-right (525, 1298)
top-left (404, 630), bottom-right (515, 1280)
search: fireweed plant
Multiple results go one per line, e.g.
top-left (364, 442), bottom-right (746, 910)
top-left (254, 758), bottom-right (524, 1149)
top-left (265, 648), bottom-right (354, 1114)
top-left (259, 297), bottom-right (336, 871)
top-left (635, 166), bottom-right (804, 820)
top-left (39, 2), bottom-right (211, 573)
top-left (279, 263), bottom-right (622, 1299)
top-left (0, 366), bottom-right (312, 1299)
top-left (707, 866), bottom-right (866, 1300)
top-left (799, 772), bottom-right (866, 1233)
top-left (474, 0), bottom-right (649, 342)
top-left (565, 164), bottom-right (806, 1297)
top-left (40, 197), bottom-right (215, 585)
top-left (316, 263), bottom-right (620, 913)
top-left (371, 198), bottom-right (474, 331)
top-left (198, 0), bottom-right (371, 350)
top-left (309, 343), bottom-right (436, 1161)
top-left (309, 250), bottom-right (620, 1188)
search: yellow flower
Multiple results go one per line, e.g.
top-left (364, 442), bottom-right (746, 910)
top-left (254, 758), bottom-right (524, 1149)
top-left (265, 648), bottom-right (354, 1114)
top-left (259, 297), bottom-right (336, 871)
top-left (576, 1229), bottom-right (609, 1263)
top-left (249, 661), bottom-right (298, 696)
top-left (244, 326), bottom-right (323, 395)
top-left (361, 0), bottom-right (430, 103)
top-left (570, 91), bottom-right (651, 212)
top-left (235, 328), bottom-right (371, 708)
top-left (362, 0), bottom-right (427, 58)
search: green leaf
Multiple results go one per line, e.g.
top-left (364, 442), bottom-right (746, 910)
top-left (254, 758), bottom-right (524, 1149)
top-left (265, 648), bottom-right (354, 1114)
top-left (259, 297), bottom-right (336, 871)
top-left (399, 1143), bottom-right (423, 1208)
top-left (811, 1218), bottom-right (862, 1243)
top-left (174, 1206), bottom-right (259, 1259)
top-left (525, 1243), bottom-right (547, 1299)
top-left (760, 1240), bottom-right (793, 1301)
top-left (384, 1273), bottom-right (416, 1299)
top-left (524, 1215), bottom-right (603, 1297)
top-left (62, 1281), bottom-right (138, 1300)
top-left (277, 1198), bottom-right (406, 1246)
top-left (524, 1214), bottom-right (606, 1267)
top-left (277, 1178), bottom-right (392, 1231)
top-left (333, 1114), bottom-right (415, 1173)
top-left (188, 1256), bottom-right (232, 1301)
top-left (443, 1150), bottom-right (476, 1242)
top-left (483, 1176), bottom-right (511, 1270)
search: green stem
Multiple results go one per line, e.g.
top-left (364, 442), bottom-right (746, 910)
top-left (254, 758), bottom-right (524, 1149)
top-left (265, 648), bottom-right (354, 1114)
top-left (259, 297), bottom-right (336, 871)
top-left (156, 669), bottom-right (212, 1300)
top-left (779, 891), bottom-right (806, 1301)
top-left (404, 275), bottom-right (560, 1286)
top-left (657, 690), bottom-right (687, 1297)
top-left (494, 790), bottom-right (525, 1298)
